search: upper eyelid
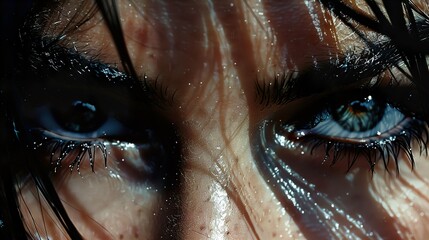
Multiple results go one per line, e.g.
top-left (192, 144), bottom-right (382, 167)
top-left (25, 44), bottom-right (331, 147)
top-left (255, 52), bottom-right (393, 107)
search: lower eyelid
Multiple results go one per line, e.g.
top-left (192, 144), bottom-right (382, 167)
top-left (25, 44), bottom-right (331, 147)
top-left (28, 130), bottom-right (166, 184)
top-left (107, 141), bottom-right (164, 183)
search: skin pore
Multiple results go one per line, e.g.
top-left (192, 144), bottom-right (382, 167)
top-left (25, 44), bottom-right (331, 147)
top-left (15, 0), bottom-right (429, 239)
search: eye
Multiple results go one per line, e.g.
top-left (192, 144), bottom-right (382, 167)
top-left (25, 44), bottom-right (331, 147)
top-left (294, 95), bottom-right (407, 142)
top-left (53, 100), bottom-right (106, 134)
top-left (15, 46), bottom-right (179, 184)
top-left (261, 88), bottom-right (429, 171)
top-left (35, 99), bottom-right (125, 140)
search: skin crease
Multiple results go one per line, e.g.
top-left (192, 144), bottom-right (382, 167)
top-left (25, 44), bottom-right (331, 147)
top-left (17, 0), bottom-right (429, 239)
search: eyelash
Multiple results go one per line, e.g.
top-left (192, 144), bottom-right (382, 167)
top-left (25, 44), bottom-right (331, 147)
top-left (14, 38), bottom-right (179, 178)
top-left (29, 130), bottom-right (109, 174)
top-left (285, 119), bottom-right (428, 172)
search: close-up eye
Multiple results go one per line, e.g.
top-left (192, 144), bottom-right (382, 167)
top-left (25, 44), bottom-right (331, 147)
top-left (50, 100), bottom-right (110, 136)
top-left (33, 99), bottom-right (119, 139)
top-left (14, 42), bottom-right (178, 181)
top-left (266, 90), bottom-right (427, 170)
top-left (307, 95), bottom-right (404, 140)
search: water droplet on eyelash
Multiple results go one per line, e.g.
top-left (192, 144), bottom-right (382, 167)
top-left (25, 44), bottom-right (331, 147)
top-left (322, 155), bottom-right (329, 164)
top-left (377, 131), bottom-right (381, 136)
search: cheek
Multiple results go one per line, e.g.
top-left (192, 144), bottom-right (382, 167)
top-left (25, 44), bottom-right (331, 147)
top-left (370, 153), bottom-right (429, 239)
top-left (19, 163), bottom-right (170, 239)
top-left (177, 115), bottom-right (303, 239)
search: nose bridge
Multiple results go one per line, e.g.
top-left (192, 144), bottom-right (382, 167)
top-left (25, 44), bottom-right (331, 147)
top-left (175, 62), bottom-right (253, 239)
top-left (172, 7), bottom-right (256, 233)
top-left (176, 96), bottom-right (302, 239)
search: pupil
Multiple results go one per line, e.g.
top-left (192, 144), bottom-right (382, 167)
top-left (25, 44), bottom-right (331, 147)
top-left (53, 100), bottom-right (106, 133)
top-left (332, 96), bottom-right (385, 132)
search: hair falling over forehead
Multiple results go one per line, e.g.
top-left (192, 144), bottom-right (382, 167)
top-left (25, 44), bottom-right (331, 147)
top-left (1, 0), bottom-right (429, 239)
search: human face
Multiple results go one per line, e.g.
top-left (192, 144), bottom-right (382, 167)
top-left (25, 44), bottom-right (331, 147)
top-left (16, 0), bottom-right (429, 239)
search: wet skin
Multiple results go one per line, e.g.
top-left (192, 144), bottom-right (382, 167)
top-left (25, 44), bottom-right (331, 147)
top-left (17, 0), bottom-right (429, 239)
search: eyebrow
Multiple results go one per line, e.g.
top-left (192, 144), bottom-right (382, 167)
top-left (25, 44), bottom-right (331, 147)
top-left (18, 35), bottom-right (169, 106)
top-left (257, 13), bottom-right (429, 107)
top-left (256, 40), bottom-right (403, 107)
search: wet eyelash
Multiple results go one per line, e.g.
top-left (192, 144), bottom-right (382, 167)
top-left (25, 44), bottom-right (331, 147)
top-left (31, 135), bottom-right (108, 174)
top-left (302, 120), bottom-right (429, 173)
